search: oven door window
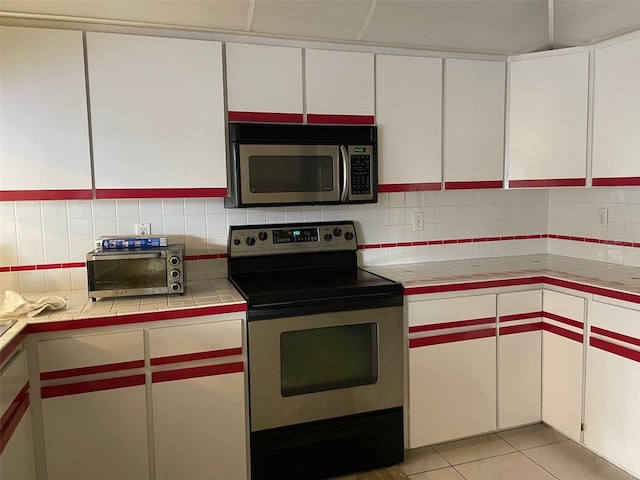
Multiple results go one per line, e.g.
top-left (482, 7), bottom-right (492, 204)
top-left (90, 257), bottom-right (167, 290)
top-left (249, 154), bottom-right (334, 193)
top-left (280, 323), bottom-right (378, 397)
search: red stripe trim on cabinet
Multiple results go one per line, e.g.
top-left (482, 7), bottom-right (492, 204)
top-left (378, 183), bottom-right (441, 192)
top-left (40, 359), bottom-right (145, 381)
top-left (509, 178), bottom-right (586, 188)
top-left (0, 331), bottom-right (27, 364)
top-left (0, 383), bottom-right (29, 435)
top-left (591, 326), bottom-right (640, 348)
top-left (151, 347), bottom-right (242, 366)
top-left (306, 114), bottom-right (374, 125)
top-left (500, 322), bottom-right (543, 336)
top-left (409, 328), bottom-right (496, 348)
top-left (0, 189), bottom-right (93, 201)
top-left (408, 316), bottom-right (495, 334)
top-left (0, 394), bottom-right (30, 455)
top-left (404, 276), bottom-right (546, 296)
top-left (542, 323), bottom-right (583, 343)
top-left (542, 312), bottom-right (583, 330)
top-left (500, 312), bottom-right (543, 323)
top-left (95, 188), bottom-right (227, 199)
top-left (228, 111), bottom-right (304, 123)
top-left (592, 177), bottom-right (640, 187)
top-left (590, 337), bottom-right (640, 363)
top-left (41, 374), bottom-right (146, 398)
top-left (444, 181), bottom-right (503, 190)
top-left (152, 361), bottom-right (244, 383)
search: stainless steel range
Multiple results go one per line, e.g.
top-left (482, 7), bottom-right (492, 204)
top-left (228, 221), bottom-right (404, 480)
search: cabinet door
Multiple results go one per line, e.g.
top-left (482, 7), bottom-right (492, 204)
top-left (497, 290), bottom-right (542, 429)
top-left (149, 318), bottom-right (247, 480)
top-left (305, 49), bottom-right (374, 124)
top-left (0, 407), bottom-right (36, 480)
top-left (226, 42), bottom-right (303, 123)
top-left (592, 34), bottom-right (640, 186)
top-left (541, 290), bottom-right (585, 441)
top-left (376, 55), bottom-right (442, 192)
top-left (0, 26), bottom-right (92, 201)
top-left (444, 59), bottom-right (505, 190)
top-left (408, 294), bottom-right (496, 447)
top-left (86, 32), bottom-right (226, 198)
top-left (507, 49), bottom-right (589, 188)
top-left (584, 301), bottom-right (640, 478)
top-left (39, 331), bottom-right (149, 480)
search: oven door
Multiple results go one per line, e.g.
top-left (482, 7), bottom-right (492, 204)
top-left (248, 305), bottom-right (403, 432)
top-left (238, 144), bottom-right (341, 205)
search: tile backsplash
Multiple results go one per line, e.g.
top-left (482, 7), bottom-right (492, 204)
top-left (1, 186), bottom-right (639, 293)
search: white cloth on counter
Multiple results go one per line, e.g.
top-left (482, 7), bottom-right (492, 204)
top-left (1, 290), bottom-right (67, 317)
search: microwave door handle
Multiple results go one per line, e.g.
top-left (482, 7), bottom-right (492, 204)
top-left (90, 252), bottom-right (163, 261)
top-left (340, 145), bottom-right (349, 202)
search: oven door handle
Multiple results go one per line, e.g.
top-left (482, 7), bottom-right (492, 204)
top-left (88, 252), bottom-right (163, 261)
top-left (340, 145), bottom-right (349, 203)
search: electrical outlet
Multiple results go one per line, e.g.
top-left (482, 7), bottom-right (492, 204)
top-left (135, 223), bottom-right (150, 235)
top-left (596, 208), bottom-right (608, 228)
top-left (412, 211), bottom-right (424, 232)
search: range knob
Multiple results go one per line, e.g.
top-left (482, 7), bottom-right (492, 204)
top-left (170, 282), bottom-right (182, 292)
top-left (170, 269), bottom-right (180, 278)
top-left (333, 227), bottom-right (343, 237)
top-left (344, 231), bottom-right (354, 241)
top-left (258, 231), bottom-right (268, 241)
top-left (324, 233), bottom-right (333, 242)
top-left (233, 238), bottom-right (241, 246)
top-left (246, 236), bottom-right (256, 246)
top-left (169, 256), bottom-right (181, 265)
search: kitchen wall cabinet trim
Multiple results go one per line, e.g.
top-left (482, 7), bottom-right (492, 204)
top-left (378, 182), bottom-right (442, 193)
top-left (228, 111), bottom-right (304, 123)
top-left (444, 181), bottom-right (503, 190)
top-left (0, 190), bottom-right (93, 202)
top-left (509, 178), bottom-right (587, 188)
top-left (95, 187), bottom-right (227, 199)
top-left (306, 113), bottom-right (375, 125)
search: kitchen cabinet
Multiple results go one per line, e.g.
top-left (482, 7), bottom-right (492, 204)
top-left (86, 32), bottom-right (226, 199)
top-left (0, 26), bottom-right (92, 201)
top-left (497, 290), bottom-right (542, 429)
top-left (305, 49), bottom-right (375, 124)
top-left (591, 33), bottom-right (640, 186)
top-left (444, 59), bottom-right (505, 190)
top-left (149, 317), bottom-right (247, 480)
top-left (584, 301), bottom-right (640, 478)
top-left (226, 42), bottom-right (303, 123)
top-left (408, 294), bottom-right (496, 447)
top-left (541, 290), bottom-right (585, 441)
top-left (38, 330), bottom-right (149, 480)
top-left (0, 348), bottom-right (36, 480)
top-left (376, 54), bottom-right (442, 192)
top-left (507, 49), bottom-right (589, 188)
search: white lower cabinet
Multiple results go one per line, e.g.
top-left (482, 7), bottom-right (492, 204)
top-left (497, 290), bottom-right (542, 429)
top-left (584, 301), bottom-right (640, 478)
top-left (408, 294), bottom-right (497, 447)
top-left (149, 318), bottom-right (247, 480)
top-left (541, 290), bottom-right (585, 441)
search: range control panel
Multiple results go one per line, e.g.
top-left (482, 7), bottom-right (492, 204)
top-left (228, 221), bottom-right (357, 257)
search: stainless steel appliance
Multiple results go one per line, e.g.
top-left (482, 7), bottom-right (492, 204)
top-left (225, 123), bottom-right (377, 208)
top-left (228, 221), bottom-right (403, 480)
top-left (86, 245), bottom-right (185, 300)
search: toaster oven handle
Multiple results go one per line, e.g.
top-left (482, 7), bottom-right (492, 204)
top-left (89, 252), bottom-right (163, 261)
top-left (340, 145), bottom-right (349, 202)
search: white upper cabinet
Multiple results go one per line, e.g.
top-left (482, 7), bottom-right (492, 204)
top-left (226, 42), bottom-right (303, 123)
top-left (86, 32), bottom-right (226, 198)
top-left (305, 49), bottom-right (375, 123)
top-left (507, 49), bottom-right (590, 188)
top-left (444, 59), bottom-right (505, 189)
top-left (592, 33), bottom-right (640, 186)
top-left (0, 26), bottom-right (92, 200)
top-left (376, 54), bottom-right (442, 191)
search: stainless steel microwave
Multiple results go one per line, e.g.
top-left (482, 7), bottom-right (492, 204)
top-left (225, 123), bottom-right (377, 208)
top-left (86, 245), bottom-right (185, 300)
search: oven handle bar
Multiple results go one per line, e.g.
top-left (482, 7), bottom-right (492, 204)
top-left (340, 145), bottom-right (349, 203)
top-left (88, 252), bottom-right (163, 261)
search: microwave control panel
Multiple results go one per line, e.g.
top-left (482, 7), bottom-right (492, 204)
top-left (348, 145), bottom-right (374, 199)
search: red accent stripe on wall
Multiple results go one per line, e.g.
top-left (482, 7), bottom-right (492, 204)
top-left (590, 337), bottom-right (640, 363)
top-left (409, 328), bottom-right (495, 348)
top-left (404, 276), bottom-right (546, 296)
top-left (378, 183), bottom-right (441, 192)
top-left (40, 360), bottom-right (145, 381)
top-left (500, 312), bottom-right (543, 323)
top-left (542, 323), bottom-right (583, 343)
top-left (0, 392), bottom-right (30, 455)
top-left (152, 361), bottom-right (244, 383)
top-left (591, 326), bottom-right (640, 348)
top-left (151, 347), bottom-right (242, 366)
top-left (96, 188), bottom-right (227, 199)
top-left (408, 317), bottom-right (495, 334)
top-left (500, 322), bottom-right (543, 336)
top-left (509, 178), bottom-right (586, 188)
top-left (592, 177), bottom-right (640, 187)
top-left (228, 111), bottom-right (304, 123)
top-left (445, 181), bottom-right (503, 190)
top-left (543, 312), bottom-right (583, 330)
top-left (41, 374), bottom-right (146, 398)
top-left (0, 189), bottom-right (93, 201)
top-left (306, 114), bottom-right (374, 125)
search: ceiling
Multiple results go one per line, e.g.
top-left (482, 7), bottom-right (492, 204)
top-left (2, 0), bottom-right (640, 55)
